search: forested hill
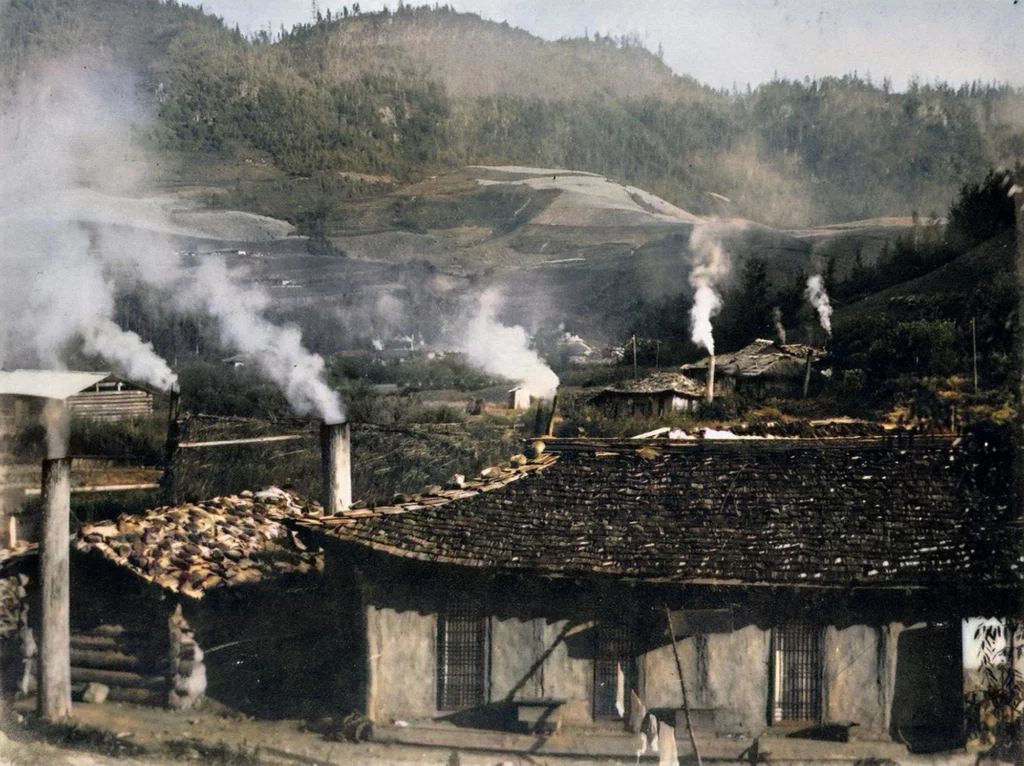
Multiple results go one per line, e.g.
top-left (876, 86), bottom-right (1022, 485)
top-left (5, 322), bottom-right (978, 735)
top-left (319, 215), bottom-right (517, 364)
top-left (2, 0), bottom-right (1022, 228)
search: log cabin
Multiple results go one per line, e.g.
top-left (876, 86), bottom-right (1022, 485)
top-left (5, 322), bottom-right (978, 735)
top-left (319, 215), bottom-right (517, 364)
top-left (681, 339), bottom-right (824, 400)
top-left (296, 431), bottom-right (1018, 759)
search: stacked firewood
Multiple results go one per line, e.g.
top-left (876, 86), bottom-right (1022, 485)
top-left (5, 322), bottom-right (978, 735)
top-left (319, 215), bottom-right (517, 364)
top-left (75, 487), bottom-right (323, 599)
top-left (168, 605), bottom-right (206, 710)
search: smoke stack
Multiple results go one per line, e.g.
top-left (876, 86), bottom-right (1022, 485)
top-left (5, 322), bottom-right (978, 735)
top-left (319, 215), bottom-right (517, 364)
top-left (706, 355), bottom-right (716, 403)
top-left (38, 457), bottom-right (72, 721)
top-left (802, 350), bottom-right (814, 399)
top-left (162, 385), bottom-right (181, 505)
top-left (545, 391), bottom-right (559, 437)
top-left (320, 421), bottom-right (352, 514)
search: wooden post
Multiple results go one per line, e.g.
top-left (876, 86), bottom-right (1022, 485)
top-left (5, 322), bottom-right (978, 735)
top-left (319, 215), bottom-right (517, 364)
top-left (971, 317), bottom-right (979, 394)
top-left (320, 421), bottom-right (352, 514)
top-left (161, 386), bottom-right (180, 505)
top-left (545, 392), bottom-right (559, 437)
top-left (664, 605), bottom-right (703, 766)
top-left (38, 457), bottom-right (72, 721)
top-left (632, 335), bottom-right (638, 380)
top-left (802, 349), bottom-right (814, 399)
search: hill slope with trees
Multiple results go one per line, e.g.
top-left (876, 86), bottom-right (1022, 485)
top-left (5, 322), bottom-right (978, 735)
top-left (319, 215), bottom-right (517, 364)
top-left (2, 0), bottom-right (1022, 229)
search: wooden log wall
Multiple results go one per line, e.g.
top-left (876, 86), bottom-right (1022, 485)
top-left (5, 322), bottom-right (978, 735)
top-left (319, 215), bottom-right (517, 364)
top-left (69, 624), bottom-right (167, 706)
top-left (67, 391), bottom-right (153, 421)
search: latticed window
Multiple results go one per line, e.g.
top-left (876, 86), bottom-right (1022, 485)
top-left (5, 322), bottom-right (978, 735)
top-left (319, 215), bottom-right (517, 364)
top-left (593, 617), bottom-right (639, 720)
top-left (436, 601), bottom-right (489, 711)
top-left (771, 624), bottom-right (823, 723)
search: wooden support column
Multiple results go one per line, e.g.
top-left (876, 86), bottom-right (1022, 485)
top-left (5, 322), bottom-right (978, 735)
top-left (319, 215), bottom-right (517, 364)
top-left (38, 457), bottom-right (72, 721)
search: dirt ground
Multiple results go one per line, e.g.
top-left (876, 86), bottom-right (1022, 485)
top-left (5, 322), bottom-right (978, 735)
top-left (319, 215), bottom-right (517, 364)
top-left (0, 698), bottom-right (623, 766)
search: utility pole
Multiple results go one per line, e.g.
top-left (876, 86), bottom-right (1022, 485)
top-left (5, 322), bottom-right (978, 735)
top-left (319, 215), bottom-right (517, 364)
top-left (655, 340), bottom-right (661, 370)
top-left (972, 316), bottom-right (979, 395)
top-left (632, 335), bottom-right (638, 380)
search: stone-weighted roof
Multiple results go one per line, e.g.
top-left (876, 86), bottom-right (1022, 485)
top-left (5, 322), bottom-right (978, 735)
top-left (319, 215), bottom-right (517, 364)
top-left (299, 436), bottom-right (1017, 590)
top-left (682, 338), bottom-right (820, 380)
top-left (75, 487), bottom-right (323, 599)
top-left (598, 372), bottom-right (704, 398)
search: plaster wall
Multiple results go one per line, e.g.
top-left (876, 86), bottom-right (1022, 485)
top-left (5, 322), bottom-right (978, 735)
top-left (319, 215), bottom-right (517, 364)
top-left (706, 625), bottom-right (771, 734)
top-left (365, 604), bottom-right (437, 721)
top-left (490, 616), bottom-right (541, 700)
top-left (824, 624), bottom-right (886, 735)
top-left (538, 619), bottom-right (593, 723)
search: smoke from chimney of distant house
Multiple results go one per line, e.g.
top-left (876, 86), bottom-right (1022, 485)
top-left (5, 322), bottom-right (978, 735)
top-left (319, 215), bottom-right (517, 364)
top-left (460, 289), bottom-right (559, 401)
top-left (0, 61), bottom-right (342, 422)
top-left (805, 275), bottom-right (833, 337)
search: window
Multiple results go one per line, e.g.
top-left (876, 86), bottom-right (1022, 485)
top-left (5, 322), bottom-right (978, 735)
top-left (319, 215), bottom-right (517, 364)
top-left (771, 624), bottom-right (823, 723)
top-left (593, 617), bottom-right (639, 720)
top-left (436, 601), bottom-right (489, 710)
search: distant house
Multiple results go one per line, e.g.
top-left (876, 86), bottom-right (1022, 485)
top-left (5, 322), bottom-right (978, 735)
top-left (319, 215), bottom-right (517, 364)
top-left (296, 434), bottom-right (1015, 758)
top-left (681, 338), bottom-right (824, 400)
top-left (508, 386), bottom-right (531, 410)
top-left (0, 370), bottom-right (154, 427)
top-left (591, 371), bottom-right (703, 417)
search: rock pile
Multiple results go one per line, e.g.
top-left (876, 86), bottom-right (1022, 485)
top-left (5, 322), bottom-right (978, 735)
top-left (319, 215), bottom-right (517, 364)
top-left (75, 487), bottom-right (323, 599)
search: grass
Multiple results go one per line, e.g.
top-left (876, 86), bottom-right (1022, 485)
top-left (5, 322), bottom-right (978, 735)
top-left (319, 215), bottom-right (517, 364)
top-left (165, 737), bottom-right (261, 765)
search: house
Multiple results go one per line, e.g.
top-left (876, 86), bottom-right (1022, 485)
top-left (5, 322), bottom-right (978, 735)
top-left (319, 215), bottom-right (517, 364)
top-left (681, 339), bottom-right (824, 400)
top-left (295, 433), bottom-right (1016, 758)
top-left (7, 487), bottom-right (341, 717)
top-left (0, 370), bottom-right (154, 426)
top-left (508, 386), bottom-right (531, 410)
top-left (590, 372), bottom-right (704, 417)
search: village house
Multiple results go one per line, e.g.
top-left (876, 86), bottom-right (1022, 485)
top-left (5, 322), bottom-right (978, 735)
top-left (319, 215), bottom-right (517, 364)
top-left (296, 431), bottom-right (1016, 759)
top-left (681, 339), bottom-right (824, 400)
top-left (590, 371), bottom-right (704, 418)
top-left (0, 370), bottom-right (155, 428)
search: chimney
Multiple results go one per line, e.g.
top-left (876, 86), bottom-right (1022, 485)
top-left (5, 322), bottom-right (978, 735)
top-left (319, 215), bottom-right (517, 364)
top-left (544, 391), bottom-right (559, 437)
top-left (320, 420), bottom-right (352, 514)
top-left (802, 349), bottom-right (814, 398)
top-left (38, 457), bottom-right (72, 721)
top-left (162, 385), bottom-right (181, 505)
top-left (706, 355), bottom-right (716, 403)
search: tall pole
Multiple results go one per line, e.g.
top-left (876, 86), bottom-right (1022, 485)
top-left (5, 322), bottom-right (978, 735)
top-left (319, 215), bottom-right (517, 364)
top-left (632, 335), bottom-right (638, 380)
top-left (972, 317), bottom-right (979, 395)
top-left (38, 457), bottom-right (72, 721)
top-left (664, 606), bottom-right (703, 766)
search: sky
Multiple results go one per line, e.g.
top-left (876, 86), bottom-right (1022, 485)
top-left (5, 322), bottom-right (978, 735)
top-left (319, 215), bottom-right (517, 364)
top-left (184, 0), bottom-right (1023, 90)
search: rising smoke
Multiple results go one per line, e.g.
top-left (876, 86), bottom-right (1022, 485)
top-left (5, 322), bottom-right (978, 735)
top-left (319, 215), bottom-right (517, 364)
top-left (805, 274), bottom-right (833, 336)
top-left (687, 224), bottom-right (736, 354)
top-left (0, 61), bottom-right (343, 422)
top-left (460, 289), bottom-right (558, 400)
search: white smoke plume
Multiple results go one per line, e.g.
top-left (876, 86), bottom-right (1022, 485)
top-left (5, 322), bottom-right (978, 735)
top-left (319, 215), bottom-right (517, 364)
top-left (772, 306), bottom-right (787, 344)
top-left (0, 61), bottom-right (342, 421)
top-left (687, 224), bottom-right (734, 354)
top-left (180, 259), bottom-right (344, 423)
top-left (0, 63), bottom-right (177, 391)
top-left (805, 274), bottom-right (833, 336)
top-left (460, 289), bottom-right (558, 400)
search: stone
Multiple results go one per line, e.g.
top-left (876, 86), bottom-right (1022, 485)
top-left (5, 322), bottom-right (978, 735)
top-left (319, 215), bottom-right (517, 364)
top-left (82, 682), bottom-right (109, 704)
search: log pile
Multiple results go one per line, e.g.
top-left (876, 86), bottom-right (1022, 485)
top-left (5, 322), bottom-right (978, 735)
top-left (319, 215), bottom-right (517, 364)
top-left (74, 487), bottom-right (323, 599)
top-left (168, 605), bottom-right (205, 710)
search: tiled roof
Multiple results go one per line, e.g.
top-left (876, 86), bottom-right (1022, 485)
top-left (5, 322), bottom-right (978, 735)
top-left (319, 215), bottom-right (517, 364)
top-left (74, 487), bottom-right (323, 599)
top-left (298, 437), bottom-right (1017, 590)
top-left (599, 372), bottom-right (704, 397)
top-left (682, 339), bottom-right (819, 380)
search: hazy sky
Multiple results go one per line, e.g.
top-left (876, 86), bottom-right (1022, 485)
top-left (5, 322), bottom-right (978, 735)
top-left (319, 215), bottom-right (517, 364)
top-left (185, 0), bottom-right (1023, 90)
